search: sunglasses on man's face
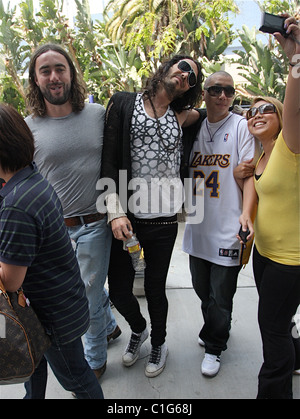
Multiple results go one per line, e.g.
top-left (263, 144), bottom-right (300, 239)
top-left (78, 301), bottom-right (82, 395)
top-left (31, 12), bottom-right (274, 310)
top-left (246, 103), bottom-right (277, 121)
top-left (177, 60), bottom-right (197, 88)
top-left (204, 85), bottom-right (236, 98)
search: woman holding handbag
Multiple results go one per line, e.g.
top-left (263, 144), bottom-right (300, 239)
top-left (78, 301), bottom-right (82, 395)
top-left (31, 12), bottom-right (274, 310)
top-left (0, 104), bottom-right (103, 399)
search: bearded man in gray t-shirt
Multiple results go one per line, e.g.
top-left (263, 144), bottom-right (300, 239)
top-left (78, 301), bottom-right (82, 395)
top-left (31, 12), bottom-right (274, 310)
top-left (25, 44), bottom-right (120, 395)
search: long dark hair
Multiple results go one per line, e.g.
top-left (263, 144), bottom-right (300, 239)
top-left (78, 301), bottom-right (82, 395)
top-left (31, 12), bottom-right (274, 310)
top-left (26, 43), bottom-right (87, 117)
top-left (143, 55), bottom-right (203, 112)
top-left (0, 104), bottom-right (34, 172)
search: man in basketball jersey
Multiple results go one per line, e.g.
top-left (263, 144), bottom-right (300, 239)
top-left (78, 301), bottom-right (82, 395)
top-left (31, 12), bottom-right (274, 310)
top-left (183, 71), bottom-right (256, 377)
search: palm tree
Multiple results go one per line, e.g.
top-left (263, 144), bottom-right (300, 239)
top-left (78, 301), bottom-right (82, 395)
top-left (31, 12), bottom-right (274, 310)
top-left (104, 0), bottom-right (238, 60)
top-left (0, 0), bottom-right (26, 110)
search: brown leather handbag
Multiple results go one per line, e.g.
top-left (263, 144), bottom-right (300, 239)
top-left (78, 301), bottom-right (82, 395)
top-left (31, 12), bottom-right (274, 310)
top-left (0, 280), bottom-right (51, 385)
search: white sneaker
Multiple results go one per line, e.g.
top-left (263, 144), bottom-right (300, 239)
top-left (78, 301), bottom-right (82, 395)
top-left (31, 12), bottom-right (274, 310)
top-left (122, 328), bottom-right (149, 367)
top-left (145, 343), bottom-right (168, 378)
top-left (198, 337), bottom-right (205, 347)
top-left (294, 369), bottom-right (300, 375)
top-left (201, 353), bottom-right (221, 377)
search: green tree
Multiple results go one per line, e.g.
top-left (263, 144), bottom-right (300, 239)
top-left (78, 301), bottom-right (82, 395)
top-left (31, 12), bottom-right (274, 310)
top-left (233, 26), bottom-right (287, 102)
top-left (2, 0), bottom-right (296, 113)
top-left (0, 0), bottom-right (93, 112)
top-left (105, 0), bottom-right (238, 66)
top-left (232, 0), bottom-right (299, 102)
top-left (0, 0), bottom-right (26, 112)
top-left (0, 0), bottom-right (143, 108)
top-left (257, 0), bottom-right (299, 15)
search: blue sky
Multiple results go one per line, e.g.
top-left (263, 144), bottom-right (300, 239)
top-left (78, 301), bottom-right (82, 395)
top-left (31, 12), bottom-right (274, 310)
top-left (233, 0), bottom-right (262, 30)
top-left (229, 0), bottom-right (264, 46)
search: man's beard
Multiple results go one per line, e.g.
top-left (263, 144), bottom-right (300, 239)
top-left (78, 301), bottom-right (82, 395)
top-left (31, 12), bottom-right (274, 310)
top-left (162, 79), bottom-right (178, 101)
top-left (162, 78), bottom-right (183, 102)
top-left (40, 82), bottom-right (71, 105)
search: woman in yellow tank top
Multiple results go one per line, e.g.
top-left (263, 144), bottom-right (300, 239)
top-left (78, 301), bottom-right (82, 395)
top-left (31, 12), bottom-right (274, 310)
top-left (239, 15), bottom-right (300, 399)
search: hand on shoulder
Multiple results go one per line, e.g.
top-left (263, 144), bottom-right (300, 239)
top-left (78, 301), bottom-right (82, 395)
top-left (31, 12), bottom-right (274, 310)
top-left (180, 109), bottom-right (201, 127)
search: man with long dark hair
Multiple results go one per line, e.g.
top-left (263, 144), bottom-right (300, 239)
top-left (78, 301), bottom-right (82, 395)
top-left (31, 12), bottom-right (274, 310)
top-left (25, 43), bottom-right (120, 389)
top-left (27, 43), bottom-right (86, 116)
top-left (101, 55), bottom-right (204, 377)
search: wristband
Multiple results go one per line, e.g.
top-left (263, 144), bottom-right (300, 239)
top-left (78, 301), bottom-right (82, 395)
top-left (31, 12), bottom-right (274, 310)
top-left (289, 62), bottom-right (300, 67)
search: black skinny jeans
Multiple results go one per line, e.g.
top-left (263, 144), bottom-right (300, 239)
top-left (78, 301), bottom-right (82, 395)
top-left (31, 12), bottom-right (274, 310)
top-left (253, 246), bottom-right (300, 399)
top-left (108, 217), bottom-right (178, 347)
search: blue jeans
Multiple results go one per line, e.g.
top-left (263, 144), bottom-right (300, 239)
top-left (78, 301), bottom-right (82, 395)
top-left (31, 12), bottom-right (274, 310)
top-left (24, 337), bottom-right (104, 399)
top-left (68, 218), bottom-right (115, 369)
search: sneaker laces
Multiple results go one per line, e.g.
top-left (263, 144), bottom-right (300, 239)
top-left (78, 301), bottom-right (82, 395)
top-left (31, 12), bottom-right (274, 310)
top-left (149, 346), bottom-right (161, 365)
top-left (126, 333), bottom-right (141, 354)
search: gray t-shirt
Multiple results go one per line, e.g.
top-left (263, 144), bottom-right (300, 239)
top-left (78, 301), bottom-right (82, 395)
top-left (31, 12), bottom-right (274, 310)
top-left (25, 103), bottom-right (105, 217)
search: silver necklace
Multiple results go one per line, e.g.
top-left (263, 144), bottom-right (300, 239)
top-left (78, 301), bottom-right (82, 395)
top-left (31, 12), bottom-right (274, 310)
top-left (206, 114), bottom-right (233, 142)
top-left (145, 93), bottom-right (182, 152)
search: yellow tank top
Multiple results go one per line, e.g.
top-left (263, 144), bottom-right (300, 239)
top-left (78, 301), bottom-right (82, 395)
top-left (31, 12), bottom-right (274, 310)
top-left (254, 131), bottom-right (300, 266)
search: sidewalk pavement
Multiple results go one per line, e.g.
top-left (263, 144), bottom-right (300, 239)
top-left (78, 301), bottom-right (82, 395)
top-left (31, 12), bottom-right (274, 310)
top-left (1, 224), bottom-right (299, 400)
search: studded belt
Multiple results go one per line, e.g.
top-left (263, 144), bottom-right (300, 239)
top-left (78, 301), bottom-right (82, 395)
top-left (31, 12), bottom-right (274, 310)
top-left (134, 215), bottom-right (177, 225)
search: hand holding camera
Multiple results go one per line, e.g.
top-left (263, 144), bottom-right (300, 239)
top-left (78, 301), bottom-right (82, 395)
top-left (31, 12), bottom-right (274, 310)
top-left (259, 12), bottom-right (289, 37)
top-left (259, 12), bottom-right (300, 63)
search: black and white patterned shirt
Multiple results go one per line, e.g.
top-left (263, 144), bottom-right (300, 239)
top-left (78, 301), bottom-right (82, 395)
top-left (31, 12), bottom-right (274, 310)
top-left (130, 93), bottom-right (183, 218)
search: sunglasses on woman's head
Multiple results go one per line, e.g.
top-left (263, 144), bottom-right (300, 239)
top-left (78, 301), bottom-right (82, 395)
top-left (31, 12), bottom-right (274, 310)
top-left (178, 60), bottom-right (197, 88)
top-left (246, 103), bottom-right (277, 121)
top-left (204, 85), bottom-right (236, 98)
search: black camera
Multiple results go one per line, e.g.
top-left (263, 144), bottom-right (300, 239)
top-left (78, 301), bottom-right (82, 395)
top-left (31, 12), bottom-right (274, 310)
top-left (259, 12), bottom-right (289, 38)
top-left (238, 225), bottom-right (250, 244)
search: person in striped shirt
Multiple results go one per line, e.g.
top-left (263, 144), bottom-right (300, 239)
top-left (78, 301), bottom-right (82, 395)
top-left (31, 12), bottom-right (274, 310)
top-left (0, 103), bottom-right (103, 399)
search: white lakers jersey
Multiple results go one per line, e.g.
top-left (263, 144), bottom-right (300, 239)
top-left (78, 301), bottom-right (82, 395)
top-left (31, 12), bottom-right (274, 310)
top-left (183, 112), bottom-right (256, 266)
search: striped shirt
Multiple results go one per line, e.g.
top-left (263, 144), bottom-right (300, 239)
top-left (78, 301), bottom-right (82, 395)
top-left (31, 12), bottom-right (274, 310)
top-left (0, 164), bottom-right (89, 344)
